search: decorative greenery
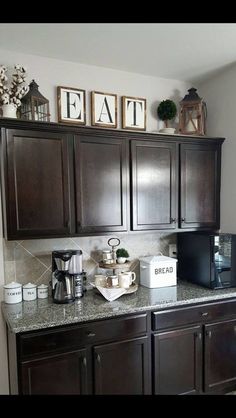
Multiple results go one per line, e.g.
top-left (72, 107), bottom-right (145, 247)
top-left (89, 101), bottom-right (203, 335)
top-left (0, 64), bottom-right (28, 108)
top-left (157, 99), bottom-right (177, 127)
top-left (116, 248), bottom-right (129, 258)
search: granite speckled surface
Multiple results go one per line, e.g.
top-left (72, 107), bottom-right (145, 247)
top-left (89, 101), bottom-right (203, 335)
top-left (3, 280), bottom-right (236, 333)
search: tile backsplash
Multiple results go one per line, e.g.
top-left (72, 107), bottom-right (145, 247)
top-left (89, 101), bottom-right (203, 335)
top-left (3, 232), bottom-right (176, 286)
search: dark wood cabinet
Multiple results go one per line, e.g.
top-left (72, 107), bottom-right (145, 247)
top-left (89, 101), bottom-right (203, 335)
top-left (131, 140), bottom-right (177, 230)
top-left (153, 326), bottom-right (202, 395)
top-left (152, 299), bottom-right (236, 395)
top-left (9, 313), bottom-right (150, 395)
top-left (93, 336), bottom-right (150, 394)
top-left (1, 128), bottom-right (73, 239)
top-left (0, 119), bottom-right (224, 239)
top-left (204, 318), bottom-right (236, 393)
top-left (20, 348), bottom-right (90, 395)
top-left (131, 139), bottom-right (222, 232)
top-left (74, 134), bottom-right (128, 233)
top-left (180, 143), bottom-right (220, 229)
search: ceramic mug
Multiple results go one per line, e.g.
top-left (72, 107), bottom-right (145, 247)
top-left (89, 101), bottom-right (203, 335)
top-left (107, 275), bottom-right (119, 287)
top-left (94, 275), bottom-right (107, 287)
top-left (118, 271), bottom-right (136, 289)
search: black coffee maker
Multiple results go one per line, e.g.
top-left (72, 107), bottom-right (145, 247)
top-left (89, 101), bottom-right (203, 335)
top-left (51, 250), bottom-right (83, 304)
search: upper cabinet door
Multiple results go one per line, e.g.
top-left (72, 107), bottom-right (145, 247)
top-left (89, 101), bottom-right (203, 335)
top-left (131, 140), bottom-right (177, 230)
top-left (3, 129), bottom-right (73, 239)
top-left (180, 143), bottom-right (220, 229)
top-left (74, 135), bottom-right (128, 233)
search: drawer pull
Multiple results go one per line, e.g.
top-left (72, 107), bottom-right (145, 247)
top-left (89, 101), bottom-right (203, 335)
top-left (83, 357), bottom-right (87, 367)
top-left (206, 330), bottom-right (212, 338)
top-left (201, 312), bottom-right (209, 317)
top-left (97, 354), bottom-right (101, 363)
top-left (87, 332), bottom-right (96, 337)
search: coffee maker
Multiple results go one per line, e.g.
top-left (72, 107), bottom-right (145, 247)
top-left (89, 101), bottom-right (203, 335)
top-left (51, 250), bottom-right (83, 304)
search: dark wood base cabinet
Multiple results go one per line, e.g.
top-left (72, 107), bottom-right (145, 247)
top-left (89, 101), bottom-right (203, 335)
top-left (7, 299), bottom-right (236, 395)
top-left (8, 313), bottom-right (151, 395)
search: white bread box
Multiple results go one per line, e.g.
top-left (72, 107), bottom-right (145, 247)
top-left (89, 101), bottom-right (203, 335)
top-left (140, 255), bottom-right (177, 288)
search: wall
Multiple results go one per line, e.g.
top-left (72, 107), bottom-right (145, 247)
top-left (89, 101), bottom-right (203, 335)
top-left (198, 63), bottom-right (236, 233)
top-left (0, 48), bottom-right (189, 132)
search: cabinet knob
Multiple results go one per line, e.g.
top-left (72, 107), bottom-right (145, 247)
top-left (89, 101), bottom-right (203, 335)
top-left (206, 330), bottom-right (212, 338)
top-left (97, 354), bottom-right (101, 363)
top-left (201, 312), bottom-right (209, 317)
top-left (181, 217), bottom-right (186, 222)
top-left (194, 332), bottom-right (202, 340)
top-left (170, 217), bottom-right (176, 223)
top-left (83, 357), bottom-right (87, 367)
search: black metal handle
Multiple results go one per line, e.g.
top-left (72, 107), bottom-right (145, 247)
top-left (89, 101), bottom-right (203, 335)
top-left (206, 330), bottom-right (212, 338)
top-left (181, 217), bottom-right (186, 222)
top-left (83, 357), bottom-right (87, 367)
top-left (97, 354), bottom-right (101, 363)
top-left (87, 332), bottom-right (96, 337)
top-left (170, 217), bottom-right (176, 223)
top-left (195, 332), bottom-right (202, 340)
top-left (201, 312), bottom-right (209, 317)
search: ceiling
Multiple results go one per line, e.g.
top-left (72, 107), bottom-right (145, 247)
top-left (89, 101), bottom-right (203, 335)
top-left (1, 23), bottom-right (236, 83)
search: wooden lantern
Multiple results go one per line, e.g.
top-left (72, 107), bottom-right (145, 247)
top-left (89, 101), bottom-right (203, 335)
top-left (20, 80), bottom-right (50, 122)
top-left (179, 87), bottom-right (206, 135)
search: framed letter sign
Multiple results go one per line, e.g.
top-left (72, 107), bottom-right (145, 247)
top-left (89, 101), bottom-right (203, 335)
top-left (57, 86), bottom-right (86, 125)
top-left (122, 96), bottom-right (146, 131)
top-left (91, 91), bottom-right (117, 128)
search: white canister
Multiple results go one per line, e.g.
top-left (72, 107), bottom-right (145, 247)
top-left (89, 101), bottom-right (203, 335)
top-left (37, 284), bottom-right (49, 299)
top-left (4, 282), bottom-right (22, 304)
top-left (23, 283), bottom-right (37, 301)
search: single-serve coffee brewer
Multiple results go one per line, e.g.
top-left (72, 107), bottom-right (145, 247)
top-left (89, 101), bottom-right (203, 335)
top-left (51, 250), bottom-right (84, 304)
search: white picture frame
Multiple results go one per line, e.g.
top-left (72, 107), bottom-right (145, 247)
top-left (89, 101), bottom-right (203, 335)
top-left (91, 91), bottom-right (117, 128)
top-left (57, 86), bottom-right (86, 125)
top-left (122, 96), bottom-right (146, 131)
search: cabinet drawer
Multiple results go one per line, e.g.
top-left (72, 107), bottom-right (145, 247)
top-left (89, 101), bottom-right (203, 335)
top-left (152, 299), bottom-right (236, 330)
top-left (18, 313), bottom-right (148, 359)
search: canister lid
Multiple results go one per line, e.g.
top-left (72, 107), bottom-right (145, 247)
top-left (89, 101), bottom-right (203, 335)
top-left (37, 284), bottom-right (48, 289)
top-left (140, 255), bottom-right (177, 264)
top-left (4, 281), bottom-right (22, 289)
top-left (23, 282), bottom-right (37, 289)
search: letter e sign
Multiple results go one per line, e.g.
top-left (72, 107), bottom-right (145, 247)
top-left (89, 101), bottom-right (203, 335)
top-left (57, 86), bottom-right (86, 125)
top-left (91, 91), bottom-right (117, 128)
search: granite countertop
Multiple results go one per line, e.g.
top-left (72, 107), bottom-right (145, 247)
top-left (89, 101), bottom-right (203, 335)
top-left (3, 280), bottom-right (236, 334)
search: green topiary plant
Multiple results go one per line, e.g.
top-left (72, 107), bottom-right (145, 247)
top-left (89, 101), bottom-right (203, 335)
top-left (157, 99), bottom-right (177, 128)
top-left (116, 248), bottom-right (129, 258)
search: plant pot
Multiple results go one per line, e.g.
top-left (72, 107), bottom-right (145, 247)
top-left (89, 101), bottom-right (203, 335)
top-left (159, 127), bottom-right (175, 134)
top-left (1, 104), bottom-right (17, 119)
top-left (117, 257), bottom-right (127, 264)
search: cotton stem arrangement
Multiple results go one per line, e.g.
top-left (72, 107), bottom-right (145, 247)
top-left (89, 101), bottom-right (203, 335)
top-left (0, 64), bottom-right (29, 108)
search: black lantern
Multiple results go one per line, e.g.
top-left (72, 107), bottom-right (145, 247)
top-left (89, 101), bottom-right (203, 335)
top-left (20, 80), bottom-right (50, 122)
top-left (179, 87), bottom-right (206, 135)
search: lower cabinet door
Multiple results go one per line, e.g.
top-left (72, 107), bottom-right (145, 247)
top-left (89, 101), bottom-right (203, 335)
top-left (20, 349), bottom-right (90, 395)
top-left (93, 336), bottom-right (150, 394)
top-left (153, 325), bottom-right (202, 395)
top-left (204, 319), bottom-right (236, 393)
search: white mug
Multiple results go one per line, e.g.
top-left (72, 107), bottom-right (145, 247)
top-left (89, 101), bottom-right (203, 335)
top-left (118, 272), bottom-right (136, 289)
top-left (94, 275), bottom-right (107, 287)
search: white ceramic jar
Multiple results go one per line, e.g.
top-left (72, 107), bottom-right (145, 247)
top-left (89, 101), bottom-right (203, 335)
top-left (23, 283), bottom-right (37, 301)
top-left (37, 284), bottom-right (48, 299)
top-left (3, 282), bottom-right (22, 304)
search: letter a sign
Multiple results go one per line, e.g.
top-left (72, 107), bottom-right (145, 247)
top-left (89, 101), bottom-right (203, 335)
top-left (57, 86), bottom-right (86, 125)
top-left (91, 91), bottom-right (117, 128)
